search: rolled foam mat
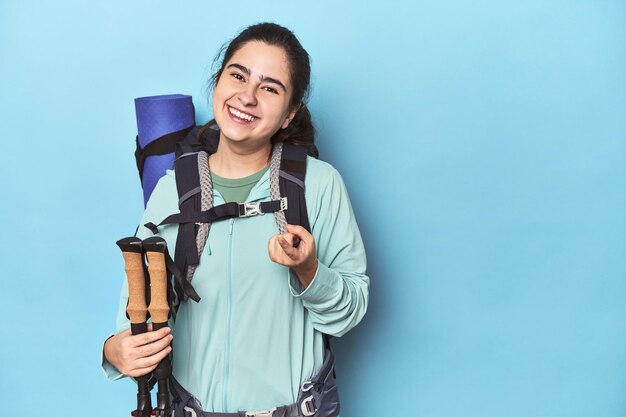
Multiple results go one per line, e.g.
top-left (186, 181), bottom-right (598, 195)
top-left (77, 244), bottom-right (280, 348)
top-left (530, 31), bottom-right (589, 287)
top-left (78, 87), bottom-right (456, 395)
top-left (135, 94), bottom-right (195, 205)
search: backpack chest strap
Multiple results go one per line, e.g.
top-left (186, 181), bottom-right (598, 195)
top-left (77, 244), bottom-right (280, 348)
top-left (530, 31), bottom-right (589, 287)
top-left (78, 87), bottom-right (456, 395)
top-left (144, 197), bottom-right (288, 234)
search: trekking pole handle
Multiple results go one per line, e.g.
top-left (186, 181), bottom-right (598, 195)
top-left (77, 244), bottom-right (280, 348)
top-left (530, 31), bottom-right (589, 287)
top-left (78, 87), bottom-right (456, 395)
top-left (142, 236), bottom-right (172, 417)
top-left (143, 237), bottom-right (170, 325)
top-left (116, 237), bottom-right (153, 417)
top-left (116, 237), bottom-right (149, 331)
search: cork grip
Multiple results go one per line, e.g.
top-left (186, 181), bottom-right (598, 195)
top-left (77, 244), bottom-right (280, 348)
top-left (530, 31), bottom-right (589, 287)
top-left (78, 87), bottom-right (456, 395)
top-left (146, 251), bottom-right (169, 324)
top-left (123, 251), bottom-right (149, 324)
top-left (116, 237), bottom-right (148, 325)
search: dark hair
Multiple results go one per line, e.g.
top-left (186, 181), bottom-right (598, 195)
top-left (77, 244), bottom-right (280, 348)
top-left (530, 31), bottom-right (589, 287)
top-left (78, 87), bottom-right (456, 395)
top-left (199, 22), bottom-right (318, 157)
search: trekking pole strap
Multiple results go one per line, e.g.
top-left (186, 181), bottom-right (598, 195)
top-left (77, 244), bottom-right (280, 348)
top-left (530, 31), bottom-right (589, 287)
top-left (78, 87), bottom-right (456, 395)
top-left (164, 249), bottom-right (201, 303)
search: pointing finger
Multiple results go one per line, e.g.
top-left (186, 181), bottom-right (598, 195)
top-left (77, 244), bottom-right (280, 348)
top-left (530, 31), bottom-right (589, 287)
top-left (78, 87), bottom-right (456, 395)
top-left (285, 224), bottom-right (313, 246)
top-left (285, 224), bottom-right (306, 236)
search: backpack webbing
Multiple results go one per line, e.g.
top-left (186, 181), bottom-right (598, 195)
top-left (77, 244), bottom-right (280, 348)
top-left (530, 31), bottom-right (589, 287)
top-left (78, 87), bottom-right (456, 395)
top-left (134, 125), bottom-right (195, 182)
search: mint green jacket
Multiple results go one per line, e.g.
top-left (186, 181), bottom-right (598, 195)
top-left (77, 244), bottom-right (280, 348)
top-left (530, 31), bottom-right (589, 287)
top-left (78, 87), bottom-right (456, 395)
top-left (103, 157), bottom-right (369, 412)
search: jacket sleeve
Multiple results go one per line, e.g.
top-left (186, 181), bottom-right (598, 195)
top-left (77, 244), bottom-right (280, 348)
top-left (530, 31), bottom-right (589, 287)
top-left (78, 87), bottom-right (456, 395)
top-left (101, 180), bottom-right (167, 380)
top-left (288, 169), bottom-right (369, 337)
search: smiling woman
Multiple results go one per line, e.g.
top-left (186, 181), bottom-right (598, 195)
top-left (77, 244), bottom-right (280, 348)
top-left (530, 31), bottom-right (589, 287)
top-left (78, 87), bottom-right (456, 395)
top-left (103, 22), bottom-right (369, 417)
top-left (212, 41), bottom-right (299, 159)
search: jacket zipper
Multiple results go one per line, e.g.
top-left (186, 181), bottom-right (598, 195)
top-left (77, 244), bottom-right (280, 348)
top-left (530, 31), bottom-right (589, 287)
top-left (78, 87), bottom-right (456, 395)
top-left (223, 217), bottom-right (235, 410)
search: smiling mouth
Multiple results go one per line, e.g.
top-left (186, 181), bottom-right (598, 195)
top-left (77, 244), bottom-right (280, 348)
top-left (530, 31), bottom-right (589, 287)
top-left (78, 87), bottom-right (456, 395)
top-left (228, 106), bottom-right (258, 123)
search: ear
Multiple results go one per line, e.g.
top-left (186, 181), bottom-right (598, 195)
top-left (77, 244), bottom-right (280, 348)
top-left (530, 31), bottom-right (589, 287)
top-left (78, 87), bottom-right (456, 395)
top-left (281, 104), bottom-right (301, 129)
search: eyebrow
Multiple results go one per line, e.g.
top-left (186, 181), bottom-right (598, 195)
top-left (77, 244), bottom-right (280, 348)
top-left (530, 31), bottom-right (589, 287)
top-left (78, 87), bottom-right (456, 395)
top-left (226, 63), bottom-right (287, 93)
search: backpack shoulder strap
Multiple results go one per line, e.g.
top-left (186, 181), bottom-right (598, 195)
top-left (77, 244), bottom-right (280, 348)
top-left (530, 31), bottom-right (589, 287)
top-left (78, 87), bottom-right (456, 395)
top-left (275, 142), bottom-right (310, 233)
top-left (274, 142), bottom-right (334, 353)
top-left (174, 123), bottom-right (220, 158)
top-left (172, 150), bottom-right (207, 304)
top-left (171, 123), bottom-right (219, 303)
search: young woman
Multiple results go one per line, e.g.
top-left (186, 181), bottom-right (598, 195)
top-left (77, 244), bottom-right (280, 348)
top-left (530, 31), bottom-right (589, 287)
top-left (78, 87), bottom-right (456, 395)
top-left (103, 22), bottom-right (369, 416)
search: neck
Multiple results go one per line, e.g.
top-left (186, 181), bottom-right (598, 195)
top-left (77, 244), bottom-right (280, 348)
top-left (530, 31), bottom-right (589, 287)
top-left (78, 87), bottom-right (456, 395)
top-left (209, 136), bottom-right (272, 179)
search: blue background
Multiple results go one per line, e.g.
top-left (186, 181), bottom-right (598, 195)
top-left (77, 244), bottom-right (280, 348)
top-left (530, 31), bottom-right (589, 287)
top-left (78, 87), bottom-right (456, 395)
top-left (1, 1), bottom-right (625, 416)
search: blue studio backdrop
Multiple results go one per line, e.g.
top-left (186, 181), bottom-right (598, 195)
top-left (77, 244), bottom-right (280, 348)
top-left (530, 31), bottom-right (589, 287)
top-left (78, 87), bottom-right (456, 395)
top-left (1, 1), bottom-right (625, 416)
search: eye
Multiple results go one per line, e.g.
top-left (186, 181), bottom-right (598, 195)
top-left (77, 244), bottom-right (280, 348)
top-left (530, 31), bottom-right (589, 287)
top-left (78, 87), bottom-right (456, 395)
top-left (262, 86), bottom-right (279, 94)
top-left (231, 72), bottom-right (245, 81)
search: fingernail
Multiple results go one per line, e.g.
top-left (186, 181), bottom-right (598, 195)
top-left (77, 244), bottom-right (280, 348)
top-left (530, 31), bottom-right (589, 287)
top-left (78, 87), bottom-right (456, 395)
top-left (164, 327), bottom-right (171, 334)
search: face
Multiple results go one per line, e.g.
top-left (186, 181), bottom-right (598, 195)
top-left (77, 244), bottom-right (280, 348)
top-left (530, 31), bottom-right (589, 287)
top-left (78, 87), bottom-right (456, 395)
top-left (212, 40), bottom-right (298, 148)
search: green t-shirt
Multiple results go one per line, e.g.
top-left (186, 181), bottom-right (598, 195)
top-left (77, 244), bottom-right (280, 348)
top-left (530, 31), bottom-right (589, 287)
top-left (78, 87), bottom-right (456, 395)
top-left (211, 166), bottom-right (269, 203)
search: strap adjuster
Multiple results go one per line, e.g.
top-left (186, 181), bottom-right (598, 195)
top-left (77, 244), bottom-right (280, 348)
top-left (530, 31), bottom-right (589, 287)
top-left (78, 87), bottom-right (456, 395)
top-left (184, 406), bottom-right (198, 417)
top-left (279, 196), bottom-right (288, 211)
top-left (300, 395), bottom-right (316, 416)
top-left (299, 380), bottom-right (317, 416)
top-left (240, 202), bottom-right (263, 217)
top-left (245, 407), bottom-right (277, 417)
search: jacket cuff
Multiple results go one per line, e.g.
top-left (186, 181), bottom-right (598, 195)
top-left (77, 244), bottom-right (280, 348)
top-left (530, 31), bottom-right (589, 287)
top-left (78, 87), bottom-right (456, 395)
top-left (289, 261), bottom-right (339, 305)
top-left (101, 335), bottom-right (125, 381)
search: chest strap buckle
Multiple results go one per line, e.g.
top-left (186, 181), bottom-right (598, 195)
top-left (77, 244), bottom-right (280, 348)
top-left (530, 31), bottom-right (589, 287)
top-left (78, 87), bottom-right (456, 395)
top-left (240, 202), bottom-right (263, 217)
top-left (239, 197), bottom-right (288, 218)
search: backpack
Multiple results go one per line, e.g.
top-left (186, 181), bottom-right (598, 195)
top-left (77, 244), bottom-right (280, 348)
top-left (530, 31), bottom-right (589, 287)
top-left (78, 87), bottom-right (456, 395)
top-left (138, 123), bottom-right (313, 312)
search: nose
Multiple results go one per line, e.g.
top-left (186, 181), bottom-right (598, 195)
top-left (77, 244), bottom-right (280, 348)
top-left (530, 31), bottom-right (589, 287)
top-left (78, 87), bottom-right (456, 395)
top-left (238, 83), bottom-right (257, 107)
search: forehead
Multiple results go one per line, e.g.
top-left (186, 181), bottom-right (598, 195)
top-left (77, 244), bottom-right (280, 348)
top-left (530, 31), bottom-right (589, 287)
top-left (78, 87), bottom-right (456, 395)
top-left (227, 41), bottom-right (291, 86)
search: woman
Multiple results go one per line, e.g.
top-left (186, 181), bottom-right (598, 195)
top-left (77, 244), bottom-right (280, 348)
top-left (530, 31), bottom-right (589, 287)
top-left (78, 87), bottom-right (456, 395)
top-left (103, 22), bottom-right (369, 416)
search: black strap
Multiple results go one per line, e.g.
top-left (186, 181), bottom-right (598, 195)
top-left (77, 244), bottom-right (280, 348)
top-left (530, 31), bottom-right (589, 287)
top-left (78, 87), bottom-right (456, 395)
top-left (173, 150), bottom-right (203, 301)
top-left (280, 158), bottom-right (306, 175)
top-left (135, 125), bottom-right (195, 181)
top-left (279, 143), bottom-right (311, 249)
top-left (164, 248), bottom-right (201, 303)
top-left (279, 144), bottom-right (335, 353)
top-left (145, 200), bottom-right (285, 233)
top-left (146, 203), bottom-right (238, 231)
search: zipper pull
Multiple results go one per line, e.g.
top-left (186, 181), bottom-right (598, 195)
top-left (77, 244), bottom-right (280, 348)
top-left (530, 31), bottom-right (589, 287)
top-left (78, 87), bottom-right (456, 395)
top-left (228, 218), bottom-right (234, 235)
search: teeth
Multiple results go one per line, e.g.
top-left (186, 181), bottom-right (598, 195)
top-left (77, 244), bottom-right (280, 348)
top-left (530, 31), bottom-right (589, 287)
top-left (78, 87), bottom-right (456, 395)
top-left (229, 106), bottom-right (255, 122)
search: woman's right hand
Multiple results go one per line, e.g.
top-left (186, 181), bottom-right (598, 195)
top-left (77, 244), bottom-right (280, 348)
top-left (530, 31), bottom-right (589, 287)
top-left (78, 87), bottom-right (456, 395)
top-left (104, 324), bottom-right (173, 377)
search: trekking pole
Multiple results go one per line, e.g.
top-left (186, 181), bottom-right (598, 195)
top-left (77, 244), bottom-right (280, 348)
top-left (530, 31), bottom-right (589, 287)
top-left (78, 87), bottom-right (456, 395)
top-left (116, 237), bottom-right (153, 417)
top-left (142, 236), bottom-right (173, 417)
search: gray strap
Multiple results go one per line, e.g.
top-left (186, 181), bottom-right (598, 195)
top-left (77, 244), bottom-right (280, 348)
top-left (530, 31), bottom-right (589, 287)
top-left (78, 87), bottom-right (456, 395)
top-left (185, 151), bottom-right (213, 287)
top-left (279, 170), bottom-right (304, 189)
top-left (179, 186), bottom-right (202, 207)
top-left (177, 151), bottom-right (200, 160)
top-left (270, 142), bottom-right (287, 234)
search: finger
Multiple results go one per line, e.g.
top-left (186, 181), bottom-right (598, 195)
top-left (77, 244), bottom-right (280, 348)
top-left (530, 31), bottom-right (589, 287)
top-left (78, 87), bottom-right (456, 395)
top-left (136, 334), bottom-right (173, 358)
top-left (268, 236), bottom-right (280, 262)
top-left (286, 224), bottom-right (313, 245)
top-left (127, 365), bottom-right (158, 378)
top-left (281, 232), bottom-right (294, 246)
top-left (278, 237), bottom-right (298, 259)
top-left (131, 326), bottom-right (171, 348)
top-left (134, 345), bottom-right (172, 370)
